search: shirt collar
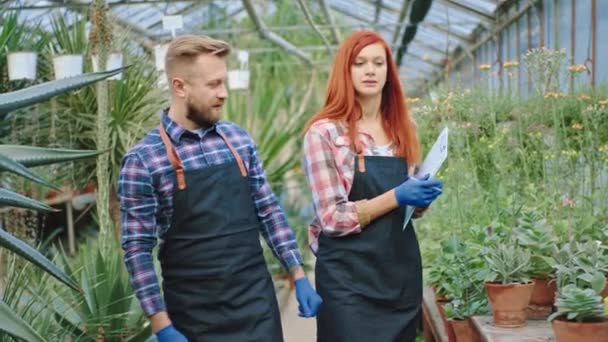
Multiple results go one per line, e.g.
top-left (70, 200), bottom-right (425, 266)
top-left (161, 108), bottom-right (218, 142)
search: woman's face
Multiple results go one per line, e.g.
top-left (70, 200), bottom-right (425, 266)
top-left (351, 43), bottom-right (387, 98)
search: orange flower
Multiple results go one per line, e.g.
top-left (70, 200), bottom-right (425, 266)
top-left (479, 64), bottom-right (491, 71)
top-left (503, 61), bottom-right (519, 68)
top-left (571, 123), bottom-right (584, 130)
top-left (568, 64), bottom-right (587, 73)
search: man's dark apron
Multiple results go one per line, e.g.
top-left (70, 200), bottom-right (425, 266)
top-left (316, 152), bottom-right (422, 342)
top-left (158, 125), bottom-right (283, 341)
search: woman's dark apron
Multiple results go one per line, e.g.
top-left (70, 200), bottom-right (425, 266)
top-left (158, 124), bottom-right (283, 341)
top-left (316, 153), bottom-right (422, 342)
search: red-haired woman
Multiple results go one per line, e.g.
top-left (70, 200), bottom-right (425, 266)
top-left (302, 30), bottom-right (443, 341)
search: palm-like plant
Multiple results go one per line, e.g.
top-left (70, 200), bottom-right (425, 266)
top-left (0, 65), bottom-right (124, 340)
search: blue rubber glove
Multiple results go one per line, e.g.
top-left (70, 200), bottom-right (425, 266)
top-left (155, 324), bottom-right (188, 342)
top-left (295, 277), bottom-right (323, 317)
top-left (394, 174), bottom-right (443, 207)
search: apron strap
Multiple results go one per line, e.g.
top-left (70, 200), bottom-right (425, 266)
top-left (216, 131), bottom-right (247, 177)
top-left (354, 138), bottom-right (366, 174)
top-left (158, 124), bottom-right (248, 190)
top-left (159, 124), bottom-right (187, 190)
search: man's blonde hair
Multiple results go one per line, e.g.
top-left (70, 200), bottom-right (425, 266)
top-left (165, 34), bottom-right (231, 80)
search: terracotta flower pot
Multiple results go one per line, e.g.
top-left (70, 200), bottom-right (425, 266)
top-left (485, 281), bottom-right (535, 328)
top-left (527, 278), bottom-right (557, 320)
top-left (436, 301), bottom-right (456, 342)
top-left (449, 318), bottom-right (481, 342)
top-left (552, 319), bottom-right (608, 342)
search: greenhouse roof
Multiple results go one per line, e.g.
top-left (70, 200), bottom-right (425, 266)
top-left (3, 0), bottom-right (509, 94)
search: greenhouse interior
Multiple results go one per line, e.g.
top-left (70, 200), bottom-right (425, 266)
top-left (1, 0), bottom-right (608, 341)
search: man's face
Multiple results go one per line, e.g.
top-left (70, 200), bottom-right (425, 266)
top-left (175, 54), bottom-right (228, 128)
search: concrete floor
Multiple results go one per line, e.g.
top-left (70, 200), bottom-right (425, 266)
top-left (279, 286), bottom-right (317, 342)
top-left (277, 270), bottom-right (317, 342)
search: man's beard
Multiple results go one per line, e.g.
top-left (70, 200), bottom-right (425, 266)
top-left (186, 102), bottom-right (218, 128)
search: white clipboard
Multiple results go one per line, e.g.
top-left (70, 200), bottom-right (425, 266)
top-left (403, 127), bottom-right (448, 230)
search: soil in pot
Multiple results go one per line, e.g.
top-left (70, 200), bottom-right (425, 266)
top-left (485, 281), bottom-right (535, 328)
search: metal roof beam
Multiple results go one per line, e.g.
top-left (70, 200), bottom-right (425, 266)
top-left (436, 0), bottom-right (495, 23)
top-left (319, 0), bottom-right (341, 43)
top-left (241, 0), bottom-right (312, 65)
top-left (392, 0), bottom-right (413, 44)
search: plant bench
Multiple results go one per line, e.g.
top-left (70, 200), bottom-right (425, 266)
top-left (422, 287), bottom-right (555, 342)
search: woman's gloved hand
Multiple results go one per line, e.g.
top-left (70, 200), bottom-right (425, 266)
top-left (394, 174), bottom-right (443, 207)
top-left (295, 277), bottom-right (323, 317)
top-left (155, 324), bottom-right (188, 342)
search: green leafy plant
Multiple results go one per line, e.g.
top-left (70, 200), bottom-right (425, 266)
top-left (513, 209), bottom-right (558, 279)
top-left (444, 297), bottom-right (490, 321)
top-left (554, 241), bottom-right (608, 293)
top-left (51, 235), bottom-right (151, 341)
top-left (0, 66), bottom-right (124, 339)
top-left (483, 242), bottom-right (532, 284)
top-left (548, 284), bottom-right (606, 323)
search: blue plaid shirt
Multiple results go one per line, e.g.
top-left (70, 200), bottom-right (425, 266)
top-left (118, 111), bottom-right (303, 316)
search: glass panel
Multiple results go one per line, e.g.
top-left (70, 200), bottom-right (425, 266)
top-left (574, 0), bottom-right (592, 90)
top-left (519, 11), bottom-right (529, 96)
top-left (557, 0), bottom-right (572, 91)
top-left (544, 0), bottom-right (555, 48)
top-left (530, 5), bottom-right (541, 49)
top-left (597, 0), bottom-right (608, 86)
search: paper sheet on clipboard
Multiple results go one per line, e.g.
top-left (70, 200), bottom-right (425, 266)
top-left (403, 127), bottom-right (448, 230)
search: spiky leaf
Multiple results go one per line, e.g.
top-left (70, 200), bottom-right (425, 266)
top-left (0, 67), bottom-right (126, 115)
top-left (0, 145), bottom-right (101, 167)
top-left (0, 153), bottom-right (57, 189)
top-left (0, 300), bottom-right (45, 342)
top-left (0, 188), bottom-right (56, 212)
top-left (0, 227), bottom-right (79, 291)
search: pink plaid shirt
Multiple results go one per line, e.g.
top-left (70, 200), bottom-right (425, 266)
top-left (302, 119), bottom-right (398, 253)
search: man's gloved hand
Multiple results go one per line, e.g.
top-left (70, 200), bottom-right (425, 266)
top-left (394, 174), bottom-right (443, 207)
top-left (156, 324), bottom-right (188, 342)
top-left (295, 277), bottom-right (323, 317)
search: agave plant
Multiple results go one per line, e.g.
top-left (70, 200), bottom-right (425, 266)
top-left (50, 235), bottom-right (151, 341)
top-left (0, 66), bottom-right (124, 340)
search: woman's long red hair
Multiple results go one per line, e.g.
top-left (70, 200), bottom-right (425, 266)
top-left (304, 30), bottom-right (420, 166)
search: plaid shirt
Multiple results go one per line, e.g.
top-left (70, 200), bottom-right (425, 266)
top-left (302, 119), bottom-right (398, 254)
top-left (118, 111), bottom-right (303, 316)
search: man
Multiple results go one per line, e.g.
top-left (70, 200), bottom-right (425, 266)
top-left (118, 35), bottom-right (322, 341)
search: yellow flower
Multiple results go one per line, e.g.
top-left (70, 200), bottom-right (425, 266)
top-left (579, 95), bottom-right (591, 101)
top-left (407, 97), bottom-right (420, 104)
top-left (504, 61), bottom-right (519, 68)
top-left (479, 64), bottom-right (491, 71)
top-left (599, 99), bottom-right (608, 106)
top-left (544, 92), bottom-right (567, 99)
top-left (568, 64), bottom-right (587, 73)
top-left (571, 123), bottom-right (584, 130)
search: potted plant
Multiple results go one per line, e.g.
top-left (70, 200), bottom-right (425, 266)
top-left (433, 233), bottom-right (489, 341)
top-left (548, 284), bottom-right (608, 341)
top-left (554, 241), bottom-right (608, 297)
top-left (7, 51), bottom-right (38, 81)
top-left (514, 210), bottom-right (558, 319)
top-left (49, 15), bottom-right (87, 80)
top-left (483, 242), bottom-right (535, 327)
top-left (444, 297), bottom-right (488, 342)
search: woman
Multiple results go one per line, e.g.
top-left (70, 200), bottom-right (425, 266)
top-left (302, 30), bottom-right (443, 342)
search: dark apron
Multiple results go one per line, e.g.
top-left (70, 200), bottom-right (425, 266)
top-left (316, 154), bottom-right (422, 342)
top-left (157, 125), bottom-right (283, 342)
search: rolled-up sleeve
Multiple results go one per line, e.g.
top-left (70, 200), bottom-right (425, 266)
top-left (302, 127), bottom-right (362, 237)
